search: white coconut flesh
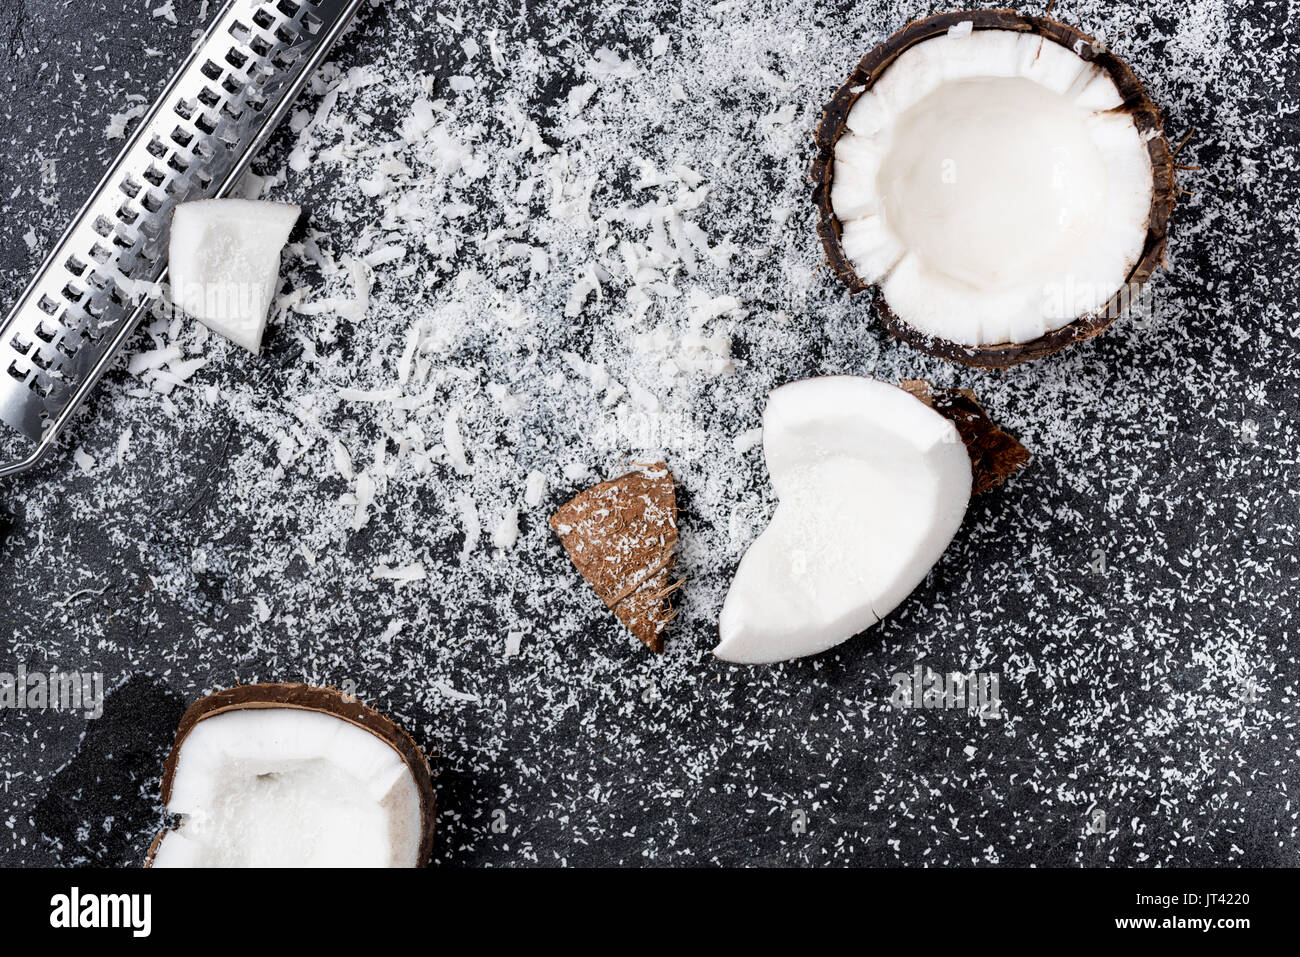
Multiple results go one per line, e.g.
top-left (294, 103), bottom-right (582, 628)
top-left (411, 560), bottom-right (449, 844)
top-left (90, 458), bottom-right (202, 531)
top-left (150, 708), bottom-right (424, 868)
top-left (168, 198), bottom-right (300, 354)
top-left (715, 377), bottom-right (971, 665)
top-left (832, 28), bottom-right (1154, 346)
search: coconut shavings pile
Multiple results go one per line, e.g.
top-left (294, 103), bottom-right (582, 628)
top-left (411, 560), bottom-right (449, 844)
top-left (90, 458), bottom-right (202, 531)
top-left (0, 0), bottom-right (1297, 866)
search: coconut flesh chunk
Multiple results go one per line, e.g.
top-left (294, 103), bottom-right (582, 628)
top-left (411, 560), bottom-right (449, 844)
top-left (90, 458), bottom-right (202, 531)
top-left (831, 27), bottom-right (1154, 347)
top-left (168, 198), bottom-right (300, 353)
top-left (715, 377), bottom-right (972, 665)
top-left (150, 703), bottom-right (426, 868)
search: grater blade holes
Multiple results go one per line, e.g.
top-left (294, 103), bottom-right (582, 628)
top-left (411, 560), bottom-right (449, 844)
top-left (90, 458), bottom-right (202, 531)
top-left (35, 318), bottom-right (62, 343)
top-left (114, 257), bottom-right (141, 280)
top-left (83, 318), bottom-right (110, 344)
top-left (138, 217), bottom-right (165, 241)
top-left (271, 48), bottom-right (303, 70)
top-left (30, 346), bottom-right (55, 371)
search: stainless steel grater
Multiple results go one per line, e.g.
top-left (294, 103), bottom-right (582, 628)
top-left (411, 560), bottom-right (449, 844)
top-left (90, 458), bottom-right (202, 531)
top-left (0, 0), bottom-right (363, 478)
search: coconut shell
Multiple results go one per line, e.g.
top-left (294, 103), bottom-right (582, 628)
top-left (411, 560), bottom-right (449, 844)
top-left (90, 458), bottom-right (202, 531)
top-left (811, 9), bottom-right (1178, 367)
top-left (147, 682), bottom-right (437, 867)
top-left (900, 380), bottom-right (1029, 493)
top-left (550, 462), bottom-right (681, 653)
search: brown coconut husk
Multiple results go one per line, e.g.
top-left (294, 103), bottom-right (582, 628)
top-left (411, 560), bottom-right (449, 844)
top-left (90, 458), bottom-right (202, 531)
top-left (900, 380), bottom-right (1030, 493)
top-left (811, 9), bottom-right (1178, 368)
top-left (550, 462), bottom-right (681, 653)
top-left (147, 683), bottom-right (437, 867)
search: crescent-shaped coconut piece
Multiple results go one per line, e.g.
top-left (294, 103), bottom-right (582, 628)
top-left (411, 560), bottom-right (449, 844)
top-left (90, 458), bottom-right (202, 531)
top-left (811, 10), bottom-right (1177, 367)
top-left (715, 376), bottom-right (1026, 665)
top-left (147, 683), bottom-right (435, 868)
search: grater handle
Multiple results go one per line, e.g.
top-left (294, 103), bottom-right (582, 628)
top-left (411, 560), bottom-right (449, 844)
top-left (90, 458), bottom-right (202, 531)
top-left (0, 0), bottom-right (364, 479)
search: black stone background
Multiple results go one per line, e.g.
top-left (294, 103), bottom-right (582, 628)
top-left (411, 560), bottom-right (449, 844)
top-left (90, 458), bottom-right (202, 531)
top-left (0, 0), bottom-right (1297, 868)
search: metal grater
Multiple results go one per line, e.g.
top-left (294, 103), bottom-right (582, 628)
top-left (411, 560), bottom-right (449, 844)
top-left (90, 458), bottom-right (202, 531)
top-left (0, 0), bottom-right (363, 479)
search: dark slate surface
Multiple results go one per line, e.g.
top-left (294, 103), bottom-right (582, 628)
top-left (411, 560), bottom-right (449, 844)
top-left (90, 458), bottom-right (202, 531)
top-left (0, 0), bottom-right (1297, 868)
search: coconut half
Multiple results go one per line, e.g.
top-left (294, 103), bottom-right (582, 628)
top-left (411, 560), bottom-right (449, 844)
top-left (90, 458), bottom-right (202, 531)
top-left (168, 198), bottom-right (300, 354)
top-left (715, 376), bottom-right (1026, 665)
top-left (148, 684), bottom-right (435, 868)
top-left (812, 11), bottom-right (1176, 366)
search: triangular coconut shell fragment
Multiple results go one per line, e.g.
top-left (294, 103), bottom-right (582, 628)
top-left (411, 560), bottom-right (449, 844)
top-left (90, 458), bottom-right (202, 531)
top-left (550, 462), bottom-right (681, 653)
top-left (900, 380), bottom-right (1030, 494)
